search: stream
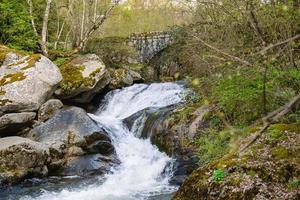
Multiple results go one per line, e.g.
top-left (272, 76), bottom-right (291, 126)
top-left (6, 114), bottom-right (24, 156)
top-left (2, 82), bottom-right (186, 200)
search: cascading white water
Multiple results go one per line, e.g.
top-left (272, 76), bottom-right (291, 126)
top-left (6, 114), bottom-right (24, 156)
top-left (22, 82), bottom-right (185, 200)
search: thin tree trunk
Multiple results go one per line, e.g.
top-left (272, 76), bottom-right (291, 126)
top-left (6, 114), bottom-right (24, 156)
top-left (27, 0), bottom-right (39, 38)
top-left (80, 0), bottom-right (86, 42)
top-left (93, 0), bottom-right (98, 23)
top-left (64, 30), bottom-right (71, 50)
top-left (41, 0), bottom-right (52, 56)
top-left (54, 22), bottom-right (65, 50)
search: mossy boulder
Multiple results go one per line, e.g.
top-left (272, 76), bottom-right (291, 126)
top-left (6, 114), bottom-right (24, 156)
top-left (0, 53), bottom-right (62, 114)
top-left (173, 124), bottom-right (300, 200)
top-left (109, 68), bottom-right (143, 89)
top-left (0, 136), bottom-right (49, 185)
top-left (55, 54), bottom-right (111, 103)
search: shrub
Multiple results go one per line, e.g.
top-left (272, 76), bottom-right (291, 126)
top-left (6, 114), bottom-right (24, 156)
top-left (212, 169), bottom-right (225, 182)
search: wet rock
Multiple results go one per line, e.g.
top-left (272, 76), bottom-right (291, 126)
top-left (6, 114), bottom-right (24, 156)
top-left (0, 136), bottom-right (48, 185)
top-left (0, 112), bottom-right (36, 137)
top-left (55, 54), bottom-right (111, 103)
top-left (150, 105), bottom-right (214, 185)
top-left (0, 53), bottom-right (62, 113)
top-left (37, 99), bottom-right (63, 122)
top-left (57, 154), bottom-right (118, 176)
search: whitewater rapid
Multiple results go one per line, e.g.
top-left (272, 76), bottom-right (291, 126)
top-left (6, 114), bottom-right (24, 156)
top-left (21, 82), bottom-right (186, 200)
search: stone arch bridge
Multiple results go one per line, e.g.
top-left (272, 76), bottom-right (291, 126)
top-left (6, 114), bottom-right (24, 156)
top-left (126, 31), bottom-right (172, 63)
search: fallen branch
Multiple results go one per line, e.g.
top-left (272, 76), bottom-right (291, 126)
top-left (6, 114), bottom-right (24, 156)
top-left (239, 93), bottom-right (300, 155)
top-left (193, 35), bottom-right (253, 67)
top-left (258, 34), bottom-right (300, 55)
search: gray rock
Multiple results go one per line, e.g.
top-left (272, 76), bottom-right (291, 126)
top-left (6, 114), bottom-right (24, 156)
top-left (2, 52), bottom-right (23, 66)
top-left (0, 54), bottom-right (62, 113)
top-left (29, 107), bottom-right (104, 149)
top-left (109, 68), bottom-right (143, 89)
top-left (0, 136), bottom-right (48, 184)
top-left (38, 99), bottom-right (63, 122)
top-left (55, 54), bottom-right (111, 103)
top-left (0, 112), bottom-right (36, 137)
top-left (28, 107), bottom-right (116, 176)
top-left (58, 154), bottom-right (118, 176)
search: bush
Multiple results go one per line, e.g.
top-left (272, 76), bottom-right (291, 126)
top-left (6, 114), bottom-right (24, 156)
top-left (0, 0), bottom-right (38, 51)
top-left (212, 169), bottom-right (225, 182)
top-left (196, 129), bottom-right (231, 165)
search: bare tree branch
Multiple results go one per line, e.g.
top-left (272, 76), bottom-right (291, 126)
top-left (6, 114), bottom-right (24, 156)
top-left (193, 35), bottom-right (253, 67)
top-left (26, 0), bottom-right (39, 38)
top-left (258, 34), bottom-right (300, 55)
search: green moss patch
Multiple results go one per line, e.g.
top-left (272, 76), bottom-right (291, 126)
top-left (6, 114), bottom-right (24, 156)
top-left (271, 146), bottom-right (289, 159)
top-left (21, 54), bottom-right (41, 70)
top-left (0, 72), bottom-right (26, 86)
top-left (0, 99), bottom-right (12, 106)
top-left (59, 62), bottom-right (101, 94)
top-left (0, 89), bottom-right (5, 95)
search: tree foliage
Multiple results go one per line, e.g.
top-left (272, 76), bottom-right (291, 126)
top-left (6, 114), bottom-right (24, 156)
top-left (0, 0), bottom-right (38, 51)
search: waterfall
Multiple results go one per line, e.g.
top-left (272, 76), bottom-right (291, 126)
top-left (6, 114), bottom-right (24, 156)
top-left (21, 82), bottom-right (186, 200)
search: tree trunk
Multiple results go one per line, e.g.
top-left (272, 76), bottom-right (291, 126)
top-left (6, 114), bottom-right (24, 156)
top-left (41, 0), bottom-right (52, 56)
top-left (80, 0), bottom-right (86, 43)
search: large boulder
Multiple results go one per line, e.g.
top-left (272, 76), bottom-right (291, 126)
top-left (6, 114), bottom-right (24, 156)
top-left (0, 112), bottom-right (36, 137)
top-left (0, 53), bottom-right (62, 113)
top-left (0, 136), bottom-right (48, 185)
top-left (28, 107), bottom-right (116, 176)
top-left (55, 54), bottom-right (111, 103)
top-left (150, 105), bottom-right (214, 185)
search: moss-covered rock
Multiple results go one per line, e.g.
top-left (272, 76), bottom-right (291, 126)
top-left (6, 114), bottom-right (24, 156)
top-left (0, 52), bottom-right (62, 114)
top-left (0, 136), bottom-right (48, 185)
top-left (55, 54), bottom-right (111, 103)
top-left (109, 68), bottom-right (142, 89)
top-left (173, 124), bottom-right (300, 200)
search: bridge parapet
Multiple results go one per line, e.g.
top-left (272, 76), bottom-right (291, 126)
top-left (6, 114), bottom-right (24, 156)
top-left (127, 31), bottom-right (172, 62)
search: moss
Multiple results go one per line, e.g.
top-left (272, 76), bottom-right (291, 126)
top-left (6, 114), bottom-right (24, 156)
top-left (270, 123), bottom-right (300, 133)
top-left (0, 89), bottom-right (5, 95)
top-left (59, 60), bottom-right (102, 94)
top-left (59, 63), bottom-right (86, 94)
top-left (0, 72), bottom-right (26, 86)
top-left (0, 99), bottom-right (12, 106)
top-left (90, 67), bottom-right (101, 77)
top-left (231, 176), bottom-right (243, 186)
top-left (21, 54), bottom-right (41, 70)
top-left (271, 146), bottom-right (289, 159)
top-left (288, 178), bottom-right (299, 190)
top-left (246, 170), bottom-right (256, 177)
top-left (0, 47), bottom-right (8, 65)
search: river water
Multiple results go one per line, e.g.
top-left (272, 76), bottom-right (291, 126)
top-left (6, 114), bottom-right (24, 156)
top-left (2, 82), bottom-right (186, 200)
